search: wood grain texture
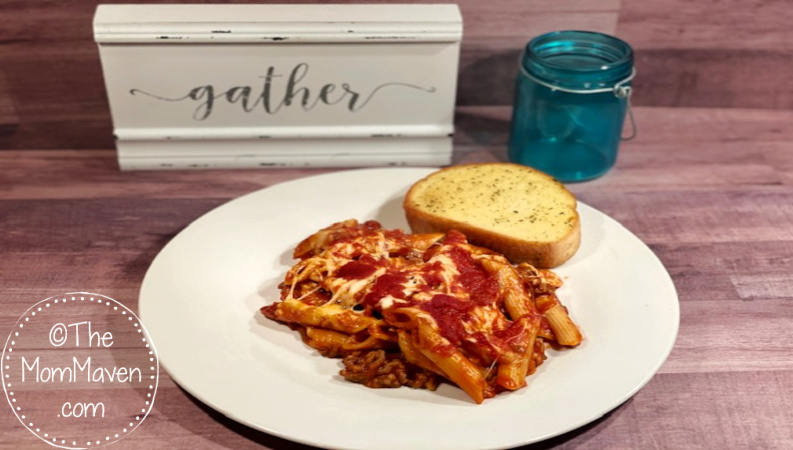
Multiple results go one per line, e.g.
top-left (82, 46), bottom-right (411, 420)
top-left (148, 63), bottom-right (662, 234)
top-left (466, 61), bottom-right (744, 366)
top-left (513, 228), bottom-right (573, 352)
top-left (0, 0), bottom-right (619, 149)
top-left (2, 0), bottom-right (793, 447)
top-left (2, 0), bottom-right (792, 150)
top-left (628, 49), bottom-right (793, 109)
top-left (455, 0), bottom-right (619, 106)
top-left (617, 0), bottom-right (793, 51)
top-left (618, 0), bottom-right (793, 108)
top-left (2, 106), bottom-right (793, 449)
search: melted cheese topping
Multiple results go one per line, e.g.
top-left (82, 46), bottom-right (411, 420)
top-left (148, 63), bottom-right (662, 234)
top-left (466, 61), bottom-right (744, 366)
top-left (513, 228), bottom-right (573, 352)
top-left (282, 220), bottom-right (528, 352)
top-left (326, 267), bottom-right (386, 308)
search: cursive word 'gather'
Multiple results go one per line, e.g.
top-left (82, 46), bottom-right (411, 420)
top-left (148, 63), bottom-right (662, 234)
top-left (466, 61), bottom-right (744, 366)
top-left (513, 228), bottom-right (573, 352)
top-left (130, 63), bottom-right (436, 121)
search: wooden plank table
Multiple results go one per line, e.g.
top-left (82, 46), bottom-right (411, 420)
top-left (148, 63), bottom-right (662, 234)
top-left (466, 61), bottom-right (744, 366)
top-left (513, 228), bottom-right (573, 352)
top-left (1, 105), bottom-right (793, 449)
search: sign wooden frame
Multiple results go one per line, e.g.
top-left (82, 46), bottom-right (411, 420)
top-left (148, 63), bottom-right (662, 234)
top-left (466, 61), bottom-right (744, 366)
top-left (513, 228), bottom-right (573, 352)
top-left (94, 4), bottom-right (463, 170)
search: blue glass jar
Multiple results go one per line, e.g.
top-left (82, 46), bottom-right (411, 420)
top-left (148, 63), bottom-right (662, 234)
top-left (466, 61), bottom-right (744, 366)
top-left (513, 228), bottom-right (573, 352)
top-left (508, 31), bottom-right (635, 182)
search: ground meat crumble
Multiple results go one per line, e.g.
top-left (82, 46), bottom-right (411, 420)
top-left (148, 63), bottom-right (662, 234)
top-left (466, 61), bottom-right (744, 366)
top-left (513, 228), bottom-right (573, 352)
top-left (340, 350), bottom-right (440, 390)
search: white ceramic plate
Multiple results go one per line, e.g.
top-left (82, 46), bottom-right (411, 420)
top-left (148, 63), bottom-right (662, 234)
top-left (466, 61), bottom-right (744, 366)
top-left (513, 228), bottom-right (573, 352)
top-left (139, 167), bottom-right (679, 450)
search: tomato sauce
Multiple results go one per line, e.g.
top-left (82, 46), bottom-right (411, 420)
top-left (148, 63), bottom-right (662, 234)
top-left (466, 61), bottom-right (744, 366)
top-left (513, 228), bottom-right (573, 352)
top-left (337, 261), bottom-right (378, 280)
top-left (421, 294), bottom-right (470, 344)
top-left (492, 317), bottom-right (533, 352)
top-left (444, 246), bottom-right (499, 306)
top-left (363, 272), bottom-right (409, 306)
top-left (418, 261), bottom-right (446, 289)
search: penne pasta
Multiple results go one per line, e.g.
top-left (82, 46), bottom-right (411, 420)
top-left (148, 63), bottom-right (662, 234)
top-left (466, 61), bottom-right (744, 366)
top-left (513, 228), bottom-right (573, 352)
top-left (497, 315), bottom-right (540, 390)
top-left (303, 327), bottom-right (349, 356)
top-left (481, 257), bottom-right (537, 319)
top-left (263, 300), bottom-right (377, 334)
top-left (261, 219), bottom-right (582, 404)
top-left (415, 319), bottom-right (486, 404)
top-left (397, 330), bottom-right (446, 377)
top-left (536, 294), bottom-right (582, 346)
top-left (543, 304), bottom-right (583, 346)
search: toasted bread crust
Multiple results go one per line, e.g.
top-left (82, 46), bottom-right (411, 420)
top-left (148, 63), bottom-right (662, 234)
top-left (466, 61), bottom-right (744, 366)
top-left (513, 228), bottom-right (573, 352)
top-left (403, 163), bottom-right (581, 268)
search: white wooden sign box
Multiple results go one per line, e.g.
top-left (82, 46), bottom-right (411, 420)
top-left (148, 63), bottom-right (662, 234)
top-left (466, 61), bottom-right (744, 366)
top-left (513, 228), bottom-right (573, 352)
top-left (93, 4), bottom-right (462, 170)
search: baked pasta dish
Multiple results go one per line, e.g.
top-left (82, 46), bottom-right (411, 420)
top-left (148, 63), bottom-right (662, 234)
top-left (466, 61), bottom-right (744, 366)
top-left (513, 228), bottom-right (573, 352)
top-left (261, 219), bottom-right (582, 403)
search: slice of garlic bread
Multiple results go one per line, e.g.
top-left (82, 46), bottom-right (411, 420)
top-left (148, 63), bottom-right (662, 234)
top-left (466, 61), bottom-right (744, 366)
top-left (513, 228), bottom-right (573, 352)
top-left (404, 163), bottom-right (580, 268)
